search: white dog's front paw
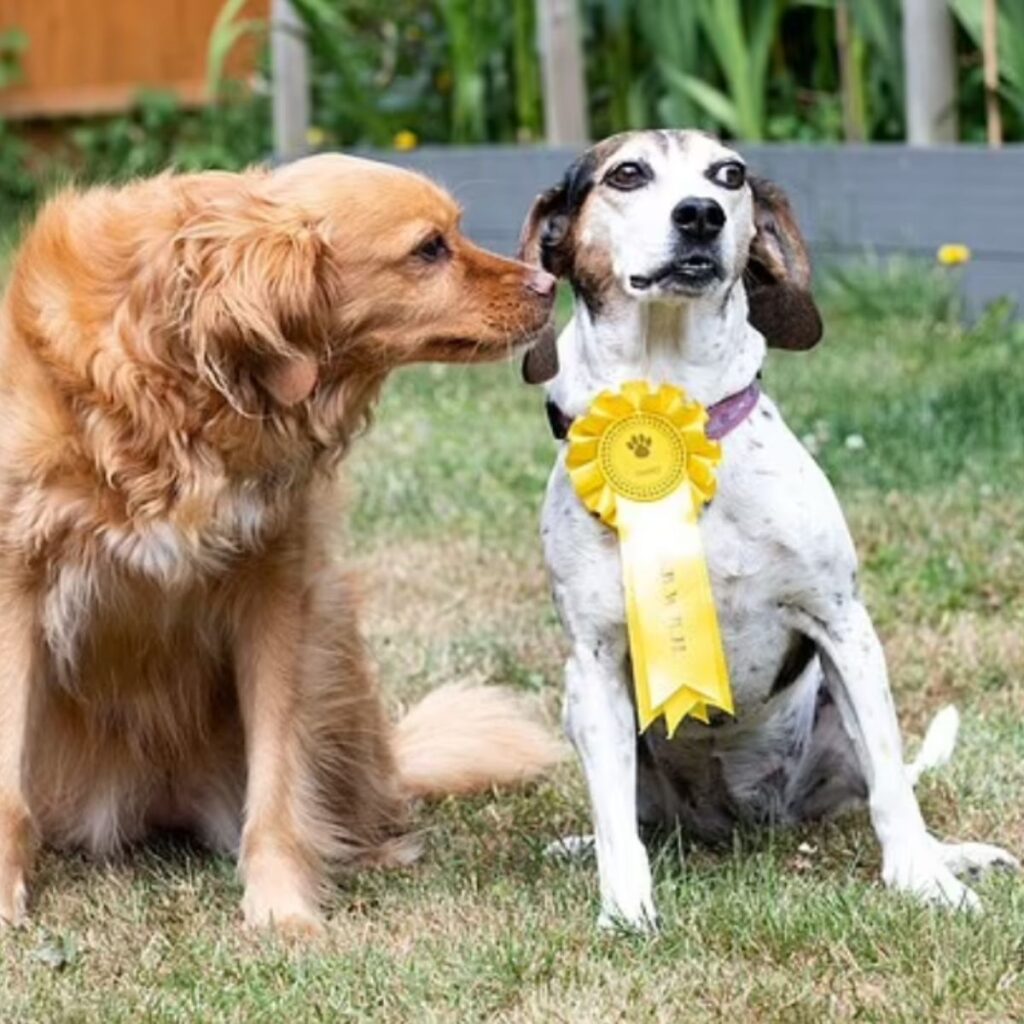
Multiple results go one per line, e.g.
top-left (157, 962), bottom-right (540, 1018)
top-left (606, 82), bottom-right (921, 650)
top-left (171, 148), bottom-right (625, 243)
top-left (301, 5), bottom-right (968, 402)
top-left (883, 841), bottom-right (981, 912)
top-left (597, 897), bottom-right (659, 935)
top-left (595, 839), bottom-right (659, 934)
top-left (938, 840), bottom-right (1020, 879)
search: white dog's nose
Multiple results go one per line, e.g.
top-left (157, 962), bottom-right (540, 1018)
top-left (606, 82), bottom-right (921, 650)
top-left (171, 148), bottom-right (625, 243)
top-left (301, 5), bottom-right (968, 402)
top-left (672, 198), bottom-right (726, 242)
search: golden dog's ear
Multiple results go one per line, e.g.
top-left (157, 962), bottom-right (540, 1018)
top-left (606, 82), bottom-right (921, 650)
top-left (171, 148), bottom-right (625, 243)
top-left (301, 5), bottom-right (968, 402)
top-left (746, 176), bottom-right (823, 352)
top-left (179, 210), bottom-right (329, 410)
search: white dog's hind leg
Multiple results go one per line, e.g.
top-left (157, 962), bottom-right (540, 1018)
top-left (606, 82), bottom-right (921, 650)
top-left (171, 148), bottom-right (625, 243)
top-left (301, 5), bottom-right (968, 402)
top-left (564, 643), bottom-right (657, 931)
top-left (791, 601), bottom-right (1016, 912)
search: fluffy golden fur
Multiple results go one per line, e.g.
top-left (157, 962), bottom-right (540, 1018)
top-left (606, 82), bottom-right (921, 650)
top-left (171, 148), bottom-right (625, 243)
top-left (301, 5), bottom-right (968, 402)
top-left (0, 154), bottom-right (560, 933)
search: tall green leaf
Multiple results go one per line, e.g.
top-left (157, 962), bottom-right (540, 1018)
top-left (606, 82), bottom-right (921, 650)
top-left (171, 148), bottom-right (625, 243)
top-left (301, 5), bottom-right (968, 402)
top-left (207, 0), bottom-right (265, 100)
top-left (948, 0), bottom-right (1024, 119)
top-left (690, 0), bottom-right (785, 139)
top-left (660, 68), bottom-right (740, 135)
top-left (636, 0), bottom-right (702, 126)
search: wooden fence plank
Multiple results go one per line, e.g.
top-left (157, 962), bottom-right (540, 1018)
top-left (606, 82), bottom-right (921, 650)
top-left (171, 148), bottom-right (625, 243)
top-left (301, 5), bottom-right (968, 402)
top-left (536, 0), bottom-right (588, 145)
top-left (0, 0), bottom-right (268, 118)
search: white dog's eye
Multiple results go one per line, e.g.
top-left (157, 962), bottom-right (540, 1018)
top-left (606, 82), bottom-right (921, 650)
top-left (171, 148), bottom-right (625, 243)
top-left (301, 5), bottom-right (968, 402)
top-left (604, 161), bottom-right (651, 191)
top-left (708, 161), bottom-right (746, 190)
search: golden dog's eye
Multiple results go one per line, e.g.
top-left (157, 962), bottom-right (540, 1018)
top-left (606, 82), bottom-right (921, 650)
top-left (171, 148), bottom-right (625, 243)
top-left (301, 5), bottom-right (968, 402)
top-left (708, 161), bottom-right (746, 190)
top-left (413, 233), bottom-right (450, 263)
top-left (604, 161), bottom-right (650, 191)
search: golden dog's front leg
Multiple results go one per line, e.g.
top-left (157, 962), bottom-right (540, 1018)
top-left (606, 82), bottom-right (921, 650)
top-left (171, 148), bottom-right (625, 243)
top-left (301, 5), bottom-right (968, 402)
top-left (234, 566), bottom-right (324, 936)
top-left (0, 593), bottom-right (39, 926)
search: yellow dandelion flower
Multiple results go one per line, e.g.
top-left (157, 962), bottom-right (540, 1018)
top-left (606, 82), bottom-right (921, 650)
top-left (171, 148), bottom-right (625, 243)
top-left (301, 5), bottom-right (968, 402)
top-left (305, 126), bottom-right (326, 148)
top-left (393, 129), bottom-right (419, 152)
top-left (937, 243), bottom-right (971, 266)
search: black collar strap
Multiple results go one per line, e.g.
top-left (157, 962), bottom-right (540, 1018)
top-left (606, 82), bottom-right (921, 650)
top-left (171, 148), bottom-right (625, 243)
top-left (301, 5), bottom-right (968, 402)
top-left (545, 399), bottom-right (574, 441)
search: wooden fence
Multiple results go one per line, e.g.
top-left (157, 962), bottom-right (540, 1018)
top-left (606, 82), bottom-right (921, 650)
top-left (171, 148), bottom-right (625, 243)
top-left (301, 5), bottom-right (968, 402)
top-left (0, 0), bottom-right (267, 119)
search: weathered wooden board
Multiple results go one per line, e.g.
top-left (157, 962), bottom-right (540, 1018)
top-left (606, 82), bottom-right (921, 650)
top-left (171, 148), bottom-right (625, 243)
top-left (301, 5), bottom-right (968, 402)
top-left (0, 0), bottom-right (267, 118)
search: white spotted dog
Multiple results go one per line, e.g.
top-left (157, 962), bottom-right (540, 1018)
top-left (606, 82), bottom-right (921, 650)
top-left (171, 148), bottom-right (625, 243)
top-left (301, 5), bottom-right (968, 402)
top-left (518, 129), bottom-right (1019, 930)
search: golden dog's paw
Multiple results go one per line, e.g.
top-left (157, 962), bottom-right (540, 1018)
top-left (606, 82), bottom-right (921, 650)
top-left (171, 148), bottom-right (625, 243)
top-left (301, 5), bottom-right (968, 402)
top-left (0, 804), bottom-right (35, 928)
top-left (241, 862), bottom-right (324, 938)
top-left (242, 893), bottom-right (325, 938)
top-left (0, 868), bottom-right (29, 927)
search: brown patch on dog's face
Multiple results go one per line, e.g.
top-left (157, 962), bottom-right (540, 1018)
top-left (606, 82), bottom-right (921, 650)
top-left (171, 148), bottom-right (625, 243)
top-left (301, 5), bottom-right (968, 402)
top-left (518, 135), bottom-right (630, 383)
top-left (517, 134), bottom-right (628, 303)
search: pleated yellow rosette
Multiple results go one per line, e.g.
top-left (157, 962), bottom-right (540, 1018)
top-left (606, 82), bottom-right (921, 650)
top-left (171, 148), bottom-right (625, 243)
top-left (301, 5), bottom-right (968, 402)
top-left (566, 381), bottom-right (732, 737)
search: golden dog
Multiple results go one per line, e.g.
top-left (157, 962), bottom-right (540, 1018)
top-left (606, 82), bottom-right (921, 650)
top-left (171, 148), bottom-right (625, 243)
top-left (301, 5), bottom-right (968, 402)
top-left (0, 154), bottom-right (560, 933)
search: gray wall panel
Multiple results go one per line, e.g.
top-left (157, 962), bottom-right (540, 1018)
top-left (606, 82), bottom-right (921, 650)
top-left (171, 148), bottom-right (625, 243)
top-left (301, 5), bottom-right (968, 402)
top-left (364, 144), bottom-right (1024, 310)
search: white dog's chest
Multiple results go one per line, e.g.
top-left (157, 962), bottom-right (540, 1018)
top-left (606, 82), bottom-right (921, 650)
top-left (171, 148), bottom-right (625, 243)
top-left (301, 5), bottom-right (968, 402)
top-left (542, 400), bottom-right (856, 716)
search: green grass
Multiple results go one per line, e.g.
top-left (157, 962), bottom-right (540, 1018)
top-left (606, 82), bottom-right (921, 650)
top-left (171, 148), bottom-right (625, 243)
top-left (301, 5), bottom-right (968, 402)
top-left (1, 290), bottom-right (1022, 1022)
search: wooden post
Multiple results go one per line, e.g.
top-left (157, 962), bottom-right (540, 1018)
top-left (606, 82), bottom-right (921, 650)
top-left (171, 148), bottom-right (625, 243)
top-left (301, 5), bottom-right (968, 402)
top-left (902, 0), bottom-right (958, 145)
top-left (271, 0), bottom-right (311, 160)
top-left (983, 0), bottom-right (1003, 148)
top-left (537, 0), bottom-right (588, 146)
top-left (836, 1), bottom-right (865, 143)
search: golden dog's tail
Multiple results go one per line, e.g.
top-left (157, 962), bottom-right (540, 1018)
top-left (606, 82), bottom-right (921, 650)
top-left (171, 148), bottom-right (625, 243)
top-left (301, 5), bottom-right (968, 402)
top-left (392, 684), bottom-right (565, 798)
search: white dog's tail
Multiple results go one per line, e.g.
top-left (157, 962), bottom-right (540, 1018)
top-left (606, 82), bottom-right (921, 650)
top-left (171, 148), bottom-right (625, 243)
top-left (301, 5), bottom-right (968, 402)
top-left (906, 705), bottom-right (960, 787)
top-left (392, 684), bottom-right (565, 798)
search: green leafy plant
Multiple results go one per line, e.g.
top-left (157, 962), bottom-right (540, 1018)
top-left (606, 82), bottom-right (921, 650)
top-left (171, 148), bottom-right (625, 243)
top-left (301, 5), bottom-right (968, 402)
top-left (0, 118), bottom-right (37, 226)
top-left (949, 0), bottom-right (1024, 123)
top-left (819, 254), bottom-right (961, 323)
top-left (67, 87), bottom-right (268, 182)
top-left (289, 0), bottom-right (447, 146)
top-left (848, 0), bottom-right (905, 137)
top-left (0, 27), bottom-right (27, 90)
top-left (441, 0), bottom-right (503, 143)
top-left (0, 29), bottom-right (37, 225)
top-left (661, 0), bottom-right (786, 139)
top-left (207, 0), bottom-right (267, 99)
top-left (635, 0), bottom-right (703, 127)
top-left (512, 0), bottom-right (542, 140)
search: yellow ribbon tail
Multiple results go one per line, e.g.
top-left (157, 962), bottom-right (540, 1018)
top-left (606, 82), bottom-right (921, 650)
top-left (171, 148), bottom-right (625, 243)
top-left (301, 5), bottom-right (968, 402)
top-left (618, 492), bottom-right (732, 739)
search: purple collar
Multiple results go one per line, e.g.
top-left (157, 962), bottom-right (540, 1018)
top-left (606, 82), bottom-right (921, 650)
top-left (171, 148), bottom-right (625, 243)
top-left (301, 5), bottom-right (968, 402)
top-left (705, 379), bottom-right (761, 439)
top-left (545, 379), bottom-right (761, 442)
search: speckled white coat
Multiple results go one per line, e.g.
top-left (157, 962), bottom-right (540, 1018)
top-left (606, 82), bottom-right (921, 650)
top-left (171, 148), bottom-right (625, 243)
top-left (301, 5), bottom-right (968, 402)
top-left (534, 131), bottom-right (1017, 929)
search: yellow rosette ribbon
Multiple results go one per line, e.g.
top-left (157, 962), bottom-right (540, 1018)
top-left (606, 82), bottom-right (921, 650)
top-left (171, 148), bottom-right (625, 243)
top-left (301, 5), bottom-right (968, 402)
top-left (566, 381), bottom-right (732, 737)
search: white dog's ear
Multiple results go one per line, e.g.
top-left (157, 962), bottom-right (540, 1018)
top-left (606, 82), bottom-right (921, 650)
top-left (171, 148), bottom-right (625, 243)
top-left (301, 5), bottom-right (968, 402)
top-left (518, 187), bottom-right (568, 385)
top-left (746, 176), bottom-right (823, 352)
top-left (518, 187), bottom-right (574, 276)
top-left (520, 320), bottom-right (560, 386)
top-left (518, 152), bottom-right (601, 384)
